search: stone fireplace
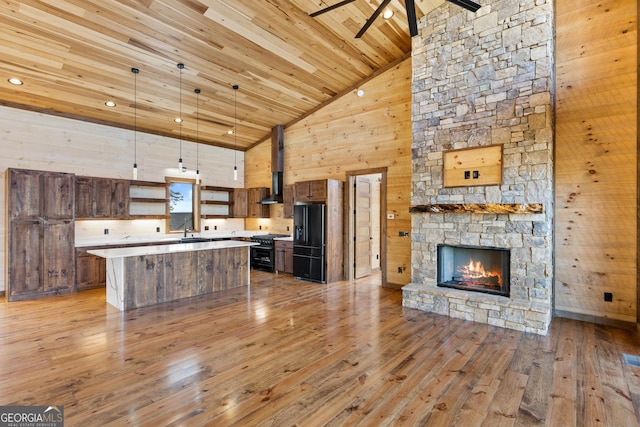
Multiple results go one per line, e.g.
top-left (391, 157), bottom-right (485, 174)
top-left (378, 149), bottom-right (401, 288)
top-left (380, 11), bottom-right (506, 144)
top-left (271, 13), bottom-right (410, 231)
top-left (402, 0), bottom-right (554, 335)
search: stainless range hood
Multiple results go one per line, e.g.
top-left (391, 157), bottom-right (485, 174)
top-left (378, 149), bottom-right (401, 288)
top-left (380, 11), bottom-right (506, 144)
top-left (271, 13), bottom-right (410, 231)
top-left (260, 125), bottom-right (284, 205)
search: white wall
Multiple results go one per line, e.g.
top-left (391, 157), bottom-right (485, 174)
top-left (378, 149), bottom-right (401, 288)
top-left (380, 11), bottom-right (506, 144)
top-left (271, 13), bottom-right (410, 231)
top-left (0, 105), bottom-right (246, 292)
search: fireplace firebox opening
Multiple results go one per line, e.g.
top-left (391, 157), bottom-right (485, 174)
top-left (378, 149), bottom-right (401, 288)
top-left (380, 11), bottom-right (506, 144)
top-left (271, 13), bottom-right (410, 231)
top-left (437, 244), bottom-right (510, 297)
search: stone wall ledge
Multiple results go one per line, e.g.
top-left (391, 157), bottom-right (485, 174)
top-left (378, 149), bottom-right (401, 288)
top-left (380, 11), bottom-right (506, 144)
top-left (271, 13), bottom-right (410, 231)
top-left (409, 203), bottom-right (543, 214)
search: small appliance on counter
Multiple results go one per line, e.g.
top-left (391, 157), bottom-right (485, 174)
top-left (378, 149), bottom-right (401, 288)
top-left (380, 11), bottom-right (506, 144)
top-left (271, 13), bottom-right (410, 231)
top-left (293, 203), bottom-right (326, 283)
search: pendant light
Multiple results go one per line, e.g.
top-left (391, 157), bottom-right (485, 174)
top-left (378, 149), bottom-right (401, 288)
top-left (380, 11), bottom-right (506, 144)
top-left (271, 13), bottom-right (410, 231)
top-left (131, 67), bottom-right (139, 180)
top-left (195, 88), bottom-right (201, 185)
top-left (233, 84), bottom-right (239, 181)
top-left (177, 63), bottom-right (184, 172)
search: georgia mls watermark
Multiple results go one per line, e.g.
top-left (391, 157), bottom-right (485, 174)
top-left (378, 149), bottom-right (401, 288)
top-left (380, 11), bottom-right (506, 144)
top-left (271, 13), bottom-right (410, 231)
top-left (0, 406), bottom-right (64, 427)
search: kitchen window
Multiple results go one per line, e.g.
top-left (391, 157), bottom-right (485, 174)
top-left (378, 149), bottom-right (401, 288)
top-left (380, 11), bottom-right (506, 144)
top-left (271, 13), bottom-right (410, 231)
top-left (166, 177), bottom-right (200, 233)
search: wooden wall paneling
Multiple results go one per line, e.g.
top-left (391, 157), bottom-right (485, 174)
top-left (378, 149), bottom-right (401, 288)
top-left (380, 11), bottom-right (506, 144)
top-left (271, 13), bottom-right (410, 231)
top-left (554, 0), bottom-right (638, 322)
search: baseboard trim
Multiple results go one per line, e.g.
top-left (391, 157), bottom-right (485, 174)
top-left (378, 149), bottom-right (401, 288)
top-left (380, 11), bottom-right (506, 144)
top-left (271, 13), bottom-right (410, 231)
top-left (554, 309), bottom-right (636, 331)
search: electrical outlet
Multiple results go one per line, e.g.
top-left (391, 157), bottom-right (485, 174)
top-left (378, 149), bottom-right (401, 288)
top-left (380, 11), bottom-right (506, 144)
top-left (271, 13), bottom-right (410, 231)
top-left (397, 267), bottom-right (402, 273)
top-left (473, 170), bottom-right (479, 179)
top-left (464, 170), bottom-right (470, 179)
top-left (287, 225), bottom-right (290, 231)
top-left (205, 226), bottom-right (209, 231)
top-left (104, 228), bottom-right (109, 235)
top-left (156, 227), bottom-right (160, 233)
top-left (387, 213), bottom-right (395, 219)
top-left (259, 225), bottom-right (262, 230)
top-left (604, 292), bottom-right (613, 302)
top-left (214, 225), bottom-right (217, 230)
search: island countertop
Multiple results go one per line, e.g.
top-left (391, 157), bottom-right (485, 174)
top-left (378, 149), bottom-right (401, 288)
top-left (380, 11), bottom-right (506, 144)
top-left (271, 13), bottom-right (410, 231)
top-left (87, 240), bottom-right (257, 258)
top-left (76, 230), bottom-right (266, 248)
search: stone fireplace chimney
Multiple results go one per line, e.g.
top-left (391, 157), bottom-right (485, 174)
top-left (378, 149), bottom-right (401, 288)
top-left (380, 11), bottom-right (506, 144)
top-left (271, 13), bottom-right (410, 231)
top-left (403, 0), bottom-right (554, 335)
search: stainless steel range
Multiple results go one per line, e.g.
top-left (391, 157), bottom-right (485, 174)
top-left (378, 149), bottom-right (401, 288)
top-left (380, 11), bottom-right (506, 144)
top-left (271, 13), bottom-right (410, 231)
top-left (250, 234), bottom-right (289, 272)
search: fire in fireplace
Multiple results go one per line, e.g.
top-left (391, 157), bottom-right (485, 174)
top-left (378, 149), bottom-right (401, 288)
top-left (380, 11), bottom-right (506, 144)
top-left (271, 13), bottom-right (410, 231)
top-left (437, 244), bottom-right (510, 297)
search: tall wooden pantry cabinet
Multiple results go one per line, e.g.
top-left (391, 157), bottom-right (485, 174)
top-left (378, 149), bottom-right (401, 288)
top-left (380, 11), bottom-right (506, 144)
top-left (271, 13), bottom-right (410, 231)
top-left (6, 168), bottom-right (75, 301)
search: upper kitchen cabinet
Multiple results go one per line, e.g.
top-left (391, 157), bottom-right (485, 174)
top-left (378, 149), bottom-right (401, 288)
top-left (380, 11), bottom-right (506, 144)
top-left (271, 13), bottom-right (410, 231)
top-left (8, 168), bottom-right (74, 220)
top-left (233, 188), bottom-right (248, 218)
top-left (75, 176), bottom-right (129, 219)
top-left (294, 180), bottom-right (328, 203)
top-left (283, 184), bottom-right (294, 219)
top-left (235, 187), bottom-right (270, 218)
top-left (248, 187), bottom-right (270, 218)
top-left (7, 168), bottom-right (75, 301)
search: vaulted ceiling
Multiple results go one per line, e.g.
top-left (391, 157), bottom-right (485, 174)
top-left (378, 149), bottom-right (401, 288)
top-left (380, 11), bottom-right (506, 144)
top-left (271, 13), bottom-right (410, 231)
top-left (0, 0), bottom-right (447, 151)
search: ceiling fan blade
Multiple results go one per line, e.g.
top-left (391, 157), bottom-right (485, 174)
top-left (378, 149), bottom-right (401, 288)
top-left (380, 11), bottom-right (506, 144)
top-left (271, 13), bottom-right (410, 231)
top-left (355, 0), bottom-right (393, 38)
top-left (310, 0), bottom-right (358, 18)
top-left (447, 0), bottom-right (481, 12)
top-left (405, 0), bottom-right (418, 37)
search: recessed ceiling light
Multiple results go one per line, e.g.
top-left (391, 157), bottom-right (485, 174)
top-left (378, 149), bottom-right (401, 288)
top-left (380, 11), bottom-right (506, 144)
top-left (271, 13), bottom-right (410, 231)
top-left (357, 89), bottom-right (365, 97)
top-left (174, 117), bottom-right (183, 123)
top-left (383, 9), bottom-right (394, 19)
top-left (227, 130), bottom-right (234, 135)
top-left (8, 77), bottom-right (23, 85)
top-left (105, 101), bottom-right (116, 107)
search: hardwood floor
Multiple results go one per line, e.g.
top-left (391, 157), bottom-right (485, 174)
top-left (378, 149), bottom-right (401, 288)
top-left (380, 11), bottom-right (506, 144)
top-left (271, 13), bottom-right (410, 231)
top-left (1, 271), bottom-right (640, 426)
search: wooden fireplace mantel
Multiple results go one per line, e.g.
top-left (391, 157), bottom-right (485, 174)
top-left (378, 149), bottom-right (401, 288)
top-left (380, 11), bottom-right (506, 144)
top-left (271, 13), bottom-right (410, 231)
top-left (409, 203), bottom-right (543, 214)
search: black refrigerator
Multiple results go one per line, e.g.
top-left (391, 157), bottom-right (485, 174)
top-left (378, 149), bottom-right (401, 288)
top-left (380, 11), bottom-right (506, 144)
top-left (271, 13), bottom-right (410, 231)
top-left (293, 203), bottom-right (326, 283)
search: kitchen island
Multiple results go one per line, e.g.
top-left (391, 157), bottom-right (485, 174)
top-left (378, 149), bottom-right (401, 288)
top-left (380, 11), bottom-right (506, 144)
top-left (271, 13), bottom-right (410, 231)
top-left (88, 240), bottom-right (256, 310)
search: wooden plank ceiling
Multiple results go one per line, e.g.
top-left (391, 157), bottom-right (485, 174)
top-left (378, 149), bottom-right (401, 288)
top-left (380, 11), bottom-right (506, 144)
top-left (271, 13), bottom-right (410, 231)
top-left (0, 0), bottom-right (443, 151)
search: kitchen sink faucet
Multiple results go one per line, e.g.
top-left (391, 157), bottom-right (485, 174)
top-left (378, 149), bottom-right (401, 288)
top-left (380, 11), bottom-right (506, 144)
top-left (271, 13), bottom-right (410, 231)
top-left (183, 216), bottom-right (191, 238)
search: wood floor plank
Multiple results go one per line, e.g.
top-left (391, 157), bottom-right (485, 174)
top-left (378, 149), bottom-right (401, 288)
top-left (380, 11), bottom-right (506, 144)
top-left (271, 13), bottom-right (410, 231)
top-left (1, 271), bottom-right (640, 426)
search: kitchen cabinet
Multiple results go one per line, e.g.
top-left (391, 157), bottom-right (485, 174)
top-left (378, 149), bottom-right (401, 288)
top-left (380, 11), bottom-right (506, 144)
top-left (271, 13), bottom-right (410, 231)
top-left (7, 168), bottom-right (75, 301)
top-left (283, 184), bottom-right (294, 219)
top-left (233, 187), bottom-right (270, 218)
top-left (233, 188), bottom-right (248, 218)
top-left (75, 248), bottom-right (106, 290)
top-left (248, 187), bottom-right (270, 218)
top-left (275, 239), bottom-right (293, 274)
top-left (75, 176), bottom-right (130, 219)
top-left (294, 180), bottom-right (327, 202)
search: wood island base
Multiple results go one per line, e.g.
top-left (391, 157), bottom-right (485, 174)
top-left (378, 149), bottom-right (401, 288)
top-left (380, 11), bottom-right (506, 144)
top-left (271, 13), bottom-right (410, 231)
top-left (89, 241), bottom-right (253, 310)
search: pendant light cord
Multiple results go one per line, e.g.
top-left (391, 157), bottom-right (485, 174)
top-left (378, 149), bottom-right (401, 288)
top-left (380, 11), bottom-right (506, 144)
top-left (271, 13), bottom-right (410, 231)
top-left (133, 69), bottom-right (137, 165)
top-left (233, 85), bottom-right (238, 166)
top-left (178, 63), bottom-right (183, 161)
top-left (195, 88), bottom-right (200, 172)
top-left (131, 67), bottom-right (139, 177)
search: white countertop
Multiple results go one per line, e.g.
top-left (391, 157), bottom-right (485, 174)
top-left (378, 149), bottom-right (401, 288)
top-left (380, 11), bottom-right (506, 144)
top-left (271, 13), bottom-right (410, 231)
top-left (88, 240), bottom-right (257, 258)
top-left (75, 230), bottom-right (267, 248)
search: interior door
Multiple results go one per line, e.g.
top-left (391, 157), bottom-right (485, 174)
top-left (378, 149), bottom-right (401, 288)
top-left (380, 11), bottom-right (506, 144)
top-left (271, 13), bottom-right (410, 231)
top-left (354, 176), bottom-right (373, 279)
